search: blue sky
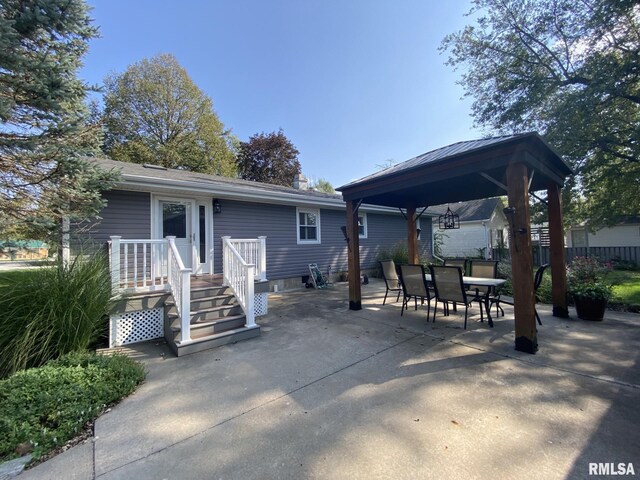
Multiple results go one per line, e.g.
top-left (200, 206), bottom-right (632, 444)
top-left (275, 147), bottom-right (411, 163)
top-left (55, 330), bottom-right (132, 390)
top-left (80, 0), bottom-right (482, 187)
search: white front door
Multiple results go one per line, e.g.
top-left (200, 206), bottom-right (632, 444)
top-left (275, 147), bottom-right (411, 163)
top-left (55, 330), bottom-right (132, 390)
top-left (159, 199), bottom-right (195, 268)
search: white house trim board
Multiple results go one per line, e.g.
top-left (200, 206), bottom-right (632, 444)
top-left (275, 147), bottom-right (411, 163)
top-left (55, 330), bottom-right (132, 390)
top-left (114, 179), bottom-right (407, 214)
top-left (296, 207), bottom-right (321, 245)
top-left (358, 213), bottom-right (368, 239)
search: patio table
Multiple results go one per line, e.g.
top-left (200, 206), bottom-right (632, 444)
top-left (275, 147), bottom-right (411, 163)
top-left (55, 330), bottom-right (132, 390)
top-left (424, 274), bottom-right (506, 327)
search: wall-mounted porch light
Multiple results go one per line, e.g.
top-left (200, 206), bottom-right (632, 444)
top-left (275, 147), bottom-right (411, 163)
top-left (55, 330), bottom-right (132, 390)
top-left (213, 199), bottom-right (222, 214)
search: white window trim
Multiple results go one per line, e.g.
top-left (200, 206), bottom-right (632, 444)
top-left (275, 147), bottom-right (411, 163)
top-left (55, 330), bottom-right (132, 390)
top-left (358, 213), bottom-right (368, 239)
top-left (296, 207), bottom-right (321, 245)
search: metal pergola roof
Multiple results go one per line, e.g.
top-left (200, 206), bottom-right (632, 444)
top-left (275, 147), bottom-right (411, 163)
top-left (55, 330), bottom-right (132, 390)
top-left (338, 132), bottom-right (572, 208)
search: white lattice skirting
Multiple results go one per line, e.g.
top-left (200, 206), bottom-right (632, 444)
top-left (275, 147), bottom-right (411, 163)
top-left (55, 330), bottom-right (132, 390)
top-left (110, 308), bottom-right (164, 347)
top-left (254, 293), bottom-right (268, 316)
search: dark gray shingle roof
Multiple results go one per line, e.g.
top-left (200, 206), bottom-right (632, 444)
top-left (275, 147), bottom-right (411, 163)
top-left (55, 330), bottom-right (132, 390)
top-left (427, 198), bottom-right (504, 222)
top-left (90, 157), bottom-right (341, 200)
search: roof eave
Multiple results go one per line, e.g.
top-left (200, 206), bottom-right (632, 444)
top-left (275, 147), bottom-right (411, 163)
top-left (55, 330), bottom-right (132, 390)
top-left (114, 173), bottom-right (415, 215)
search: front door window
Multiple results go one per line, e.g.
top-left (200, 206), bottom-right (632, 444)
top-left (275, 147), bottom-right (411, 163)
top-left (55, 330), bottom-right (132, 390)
top-left (199, 205), bottom-right (206, 264)
top-left (162, 203), bottom-right (190, 239)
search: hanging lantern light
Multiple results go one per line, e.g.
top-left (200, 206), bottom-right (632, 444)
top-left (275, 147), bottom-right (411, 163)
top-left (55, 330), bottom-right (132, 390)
top-left (438, 205), bottom-right (460, 230)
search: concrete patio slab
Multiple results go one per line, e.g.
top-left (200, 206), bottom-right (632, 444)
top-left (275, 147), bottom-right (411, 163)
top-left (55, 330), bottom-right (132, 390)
top-left (18, 279), bottom-right (640, 479)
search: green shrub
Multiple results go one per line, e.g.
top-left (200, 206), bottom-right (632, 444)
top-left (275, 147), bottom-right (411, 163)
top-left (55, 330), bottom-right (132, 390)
top-left (0, 352), bottom-right (145, 461)
top-left (567, 256), bottom-right (613, 301)
top-left (0, 253), bottom-right (114, 378)
top-left (375, 242), bottom-right (410, 276)
top-left (495, 263), bottom-right (553, 304)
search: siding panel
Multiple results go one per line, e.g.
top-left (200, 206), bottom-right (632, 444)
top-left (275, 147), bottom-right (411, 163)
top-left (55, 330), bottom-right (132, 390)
top-left (214, 200), bottom-right (432, 280)
top-left (74, 190), bottom-right (151, 245)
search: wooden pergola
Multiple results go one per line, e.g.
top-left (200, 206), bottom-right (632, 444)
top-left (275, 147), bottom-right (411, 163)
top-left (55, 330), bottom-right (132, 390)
top-left (337, 133), bottom-right (573, 354)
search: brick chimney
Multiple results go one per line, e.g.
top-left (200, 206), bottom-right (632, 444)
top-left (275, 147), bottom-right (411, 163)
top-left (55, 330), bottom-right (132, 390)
top-left (293, 173), bottom-right (308, 190)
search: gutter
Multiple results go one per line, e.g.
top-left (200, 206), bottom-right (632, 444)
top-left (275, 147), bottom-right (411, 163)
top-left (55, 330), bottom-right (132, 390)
top-left (117, 175), bottom-right (415, 215)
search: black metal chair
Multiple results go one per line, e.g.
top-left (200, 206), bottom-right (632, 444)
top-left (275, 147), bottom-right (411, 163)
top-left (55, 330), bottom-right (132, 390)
top-left (379, 260), bottom-right (402, 305)
top-left (491, 264), bottom-right (548, 326)
top-left (429, 265), bottom-right (472, 328)
top-left (398, 264), bottom-right (433, 319)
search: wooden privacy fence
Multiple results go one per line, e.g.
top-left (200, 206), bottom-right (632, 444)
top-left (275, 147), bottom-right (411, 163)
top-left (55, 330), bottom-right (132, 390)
top-left (492, 246), bottom-right (640, 266)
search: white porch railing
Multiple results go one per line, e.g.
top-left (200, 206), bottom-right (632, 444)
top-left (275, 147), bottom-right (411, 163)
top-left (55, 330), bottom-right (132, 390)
top-left (166, 237), bottom-right (192, 342)
top-left (108, 237), bottom-right (169, 292)
top-left (222, 236), bottom-right (256, 328)
top-left (225, 237), bottom-right (267, 281)
top-left (109, 236), bottom-right (192, 343)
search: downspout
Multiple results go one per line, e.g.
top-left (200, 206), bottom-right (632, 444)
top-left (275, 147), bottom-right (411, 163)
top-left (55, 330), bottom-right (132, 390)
top-left (482, 221), bottom-right (489, 259)
top-left (431, 221), bottom-right (444, 263)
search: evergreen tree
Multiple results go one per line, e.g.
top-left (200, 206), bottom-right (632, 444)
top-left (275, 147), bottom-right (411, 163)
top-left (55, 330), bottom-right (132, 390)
top-left (0, 0), bottom-right (117, 231)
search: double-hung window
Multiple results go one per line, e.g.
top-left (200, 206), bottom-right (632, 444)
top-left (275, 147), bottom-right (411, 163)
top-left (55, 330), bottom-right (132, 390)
top-left (297, 208), bottom-right (321, 244)
top-left (358, 213), bottom-right (368, 238)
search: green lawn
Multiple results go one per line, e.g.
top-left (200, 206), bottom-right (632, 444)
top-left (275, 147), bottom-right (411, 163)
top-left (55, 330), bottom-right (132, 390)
top-left (607, 270), bottom-right (640, 305)
top-left (0, 268), bottom-right (43, 286)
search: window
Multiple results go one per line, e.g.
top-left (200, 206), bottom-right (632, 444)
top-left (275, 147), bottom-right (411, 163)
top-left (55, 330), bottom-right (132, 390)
top-left (297, 208), bottom-right (321, 244)
top-left (572, 229), bottom-right (588, 247)
top-left (358, 213), bottom-right (368, 238)
top-left (162, 202), bottom-right (189, 239)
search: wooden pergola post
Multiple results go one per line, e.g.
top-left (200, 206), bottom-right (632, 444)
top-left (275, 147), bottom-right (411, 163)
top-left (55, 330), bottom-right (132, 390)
top-left (506, 162), bottom-right (538, 354)
top-left (547, 182), bottom-right (569, 317)
top-left (346, 199), bottom-right (361, 310)
top-left (407, 204), bottom-right (418, 264)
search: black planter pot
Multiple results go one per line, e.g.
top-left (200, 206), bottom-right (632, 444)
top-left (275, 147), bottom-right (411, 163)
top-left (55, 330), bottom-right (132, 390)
top-left (573, 295), bottom-right (607, 321)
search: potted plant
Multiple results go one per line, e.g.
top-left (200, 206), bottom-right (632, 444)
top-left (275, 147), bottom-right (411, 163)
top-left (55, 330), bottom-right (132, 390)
top-left (567, 256), bottom-right (613, 321)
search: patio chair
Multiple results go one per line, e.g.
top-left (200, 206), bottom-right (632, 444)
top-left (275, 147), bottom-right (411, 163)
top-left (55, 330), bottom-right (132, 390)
top-left (490, 264), bottom-right (548, 326)
top-left (398, 264), bottom-right (433, 319)
top-left (429, 265), bottom-right (471, 328)
top-left (379, 260), bottom-right (402, 305)
top-left (466, 259), bottom-right (499, 321)
top-left (444, 258), bottom-right (467, 276)
top-left (442, 258), bottom-right (468, 312)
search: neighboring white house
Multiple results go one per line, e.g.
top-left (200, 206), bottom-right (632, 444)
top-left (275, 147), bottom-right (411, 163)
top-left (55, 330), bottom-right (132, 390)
top-left (429, 198), bottom-right (508, 259)
top-left (566, 216), bottom-right (640, 247)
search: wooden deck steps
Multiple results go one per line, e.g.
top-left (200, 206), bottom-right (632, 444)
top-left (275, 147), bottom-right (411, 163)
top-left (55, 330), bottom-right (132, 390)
top-left (165, 281), bottom-right (260, 357)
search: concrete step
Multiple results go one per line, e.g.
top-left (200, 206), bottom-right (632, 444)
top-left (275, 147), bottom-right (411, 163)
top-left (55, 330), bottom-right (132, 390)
top-left (170, 314), bottom-right (246, 341)
top-left (191, 286), bottom-right (232, 300)
top-left (170, 325), bottom-right (261, 357)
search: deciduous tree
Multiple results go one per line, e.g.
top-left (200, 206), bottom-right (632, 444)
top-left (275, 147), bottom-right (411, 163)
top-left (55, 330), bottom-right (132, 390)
top-left (102, 54), bottom-right (237, 176)
top-left (441, 0), bottom-right (640, 227)
top-left (237, 130), bottom-right (301, 187)
top-left (310, 178), bottom-right (335, 194)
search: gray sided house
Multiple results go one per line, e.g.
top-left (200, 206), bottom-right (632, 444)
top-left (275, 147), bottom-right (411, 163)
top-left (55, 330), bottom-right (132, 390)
top-left (77, 158), bottom-right (433, 356)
